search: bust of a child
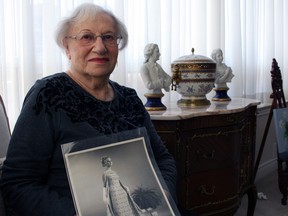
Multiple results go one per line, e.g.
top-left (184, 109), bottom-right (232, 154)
top-left (211, 48), bottom-right (234, 89)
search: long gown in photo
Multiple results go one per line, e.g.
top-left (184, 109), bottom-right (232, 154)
top-left (104, 169), bottom-right (143, 216)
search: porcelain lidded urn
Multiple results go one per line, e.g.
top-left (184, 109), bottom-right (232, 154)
top-left (171, 48), bottom-right (216, 106)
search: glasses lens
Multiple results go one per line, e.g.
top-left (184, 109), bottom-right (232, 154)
top-left (75, 33), bottom-right (122, 46)
top-left (101, 34), bottom-right (122, 46)
top-left (101, 34), bottom-right (115, 45)
top-left (78, 33), bottom-right (95, 45)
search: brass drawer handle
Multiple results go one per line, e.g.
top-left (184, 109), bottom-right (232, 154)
top-left (199, 185), bottom-right (215, 196)
top-left (196, 149), bottom-right (215, 160)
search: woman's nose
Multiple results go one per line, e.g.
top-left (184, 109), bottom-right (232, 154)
top-left (92, 38), bottom-right (107, 54)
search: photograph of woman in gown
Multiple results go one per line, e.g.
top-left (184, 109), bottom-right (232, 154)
top-left (102, 156), bottom-right (146, 216)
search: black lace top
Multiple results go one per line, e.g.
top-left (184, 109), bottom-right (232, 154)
top-left (32, 73), bottom-right (146, 134)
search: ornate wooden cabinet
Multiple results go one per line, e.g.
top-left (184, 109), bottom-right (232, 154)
top-left (149, 98), bottom-right (260, 216)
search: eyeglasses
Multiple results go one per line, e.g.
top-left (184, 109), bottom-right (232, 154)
top-left (65, 32), bottom-right (122, 46)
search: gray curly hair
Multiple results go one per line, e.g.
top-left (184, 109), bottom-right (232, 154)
top-left (54, 3), bottom-right (128, 51)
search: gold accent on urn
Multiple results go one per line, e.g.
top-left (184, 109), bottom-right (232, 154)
top-left (171, 48), bottom-right (216, 107)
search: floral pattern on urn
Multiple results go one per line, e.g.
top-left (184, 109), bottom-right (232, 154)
top-left (171, 48), bottom-right (216, 106)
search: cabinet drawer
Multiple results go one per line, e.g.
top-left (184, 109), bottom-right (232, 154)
top-left (152, 108), bottom-right (252, 131)
top-left (185, 168), bottom-right (239, 213)
top-left (186, 126), bottom-right (242, 174)
top-left (181, 111), bottom-right (249, 129)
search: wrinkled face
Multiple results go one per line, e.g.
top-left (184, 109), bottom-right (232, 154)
top-left (64, 12), bottom-right (119, 78)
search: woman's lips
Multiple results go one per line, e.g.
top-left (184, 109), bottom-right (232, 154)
top-left (88, 57), bottom-right (109, 63)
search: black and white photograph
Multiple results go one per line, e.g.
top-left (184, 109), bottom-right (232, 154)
top-left (62, 136), bottom-right (178, 216)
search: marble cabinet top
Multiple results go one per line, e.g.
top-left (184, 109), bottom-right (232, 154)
top-left (148, 97), bottom-right (261, 120)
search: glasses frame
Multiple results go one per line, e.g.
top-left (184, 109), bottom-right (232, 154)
top-left (65, 32), bottom-right (122, 47)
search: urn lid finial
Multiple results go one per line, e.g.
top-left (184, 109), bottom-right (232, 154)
top-left (173, 48), bottom-right (214, 63)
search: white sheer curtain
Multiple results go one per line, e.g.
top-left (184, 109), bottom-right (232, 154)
top-left (0, 0), bottom-right (288, 129)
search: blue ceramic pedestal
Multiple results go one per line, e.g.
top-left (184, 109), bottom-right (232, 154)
top-left (144, 93), bottom-right (166, 111)
top-left (212, 88), bottom-right (231, 101)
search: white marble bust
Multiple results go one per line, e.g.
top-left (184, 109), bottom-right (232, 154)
top-left (140, 43), bottom-right (172, 94)
top-left (211, 48), bottom-right (234, 89)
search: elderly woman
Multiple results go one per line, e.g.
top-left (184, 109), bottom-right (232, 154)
top-left (0, 3), bottom-right (177, 216)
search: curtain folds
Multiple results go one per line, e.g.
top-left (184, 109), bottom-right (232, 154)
top-left (0, 0), bottom-right (287, 129)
